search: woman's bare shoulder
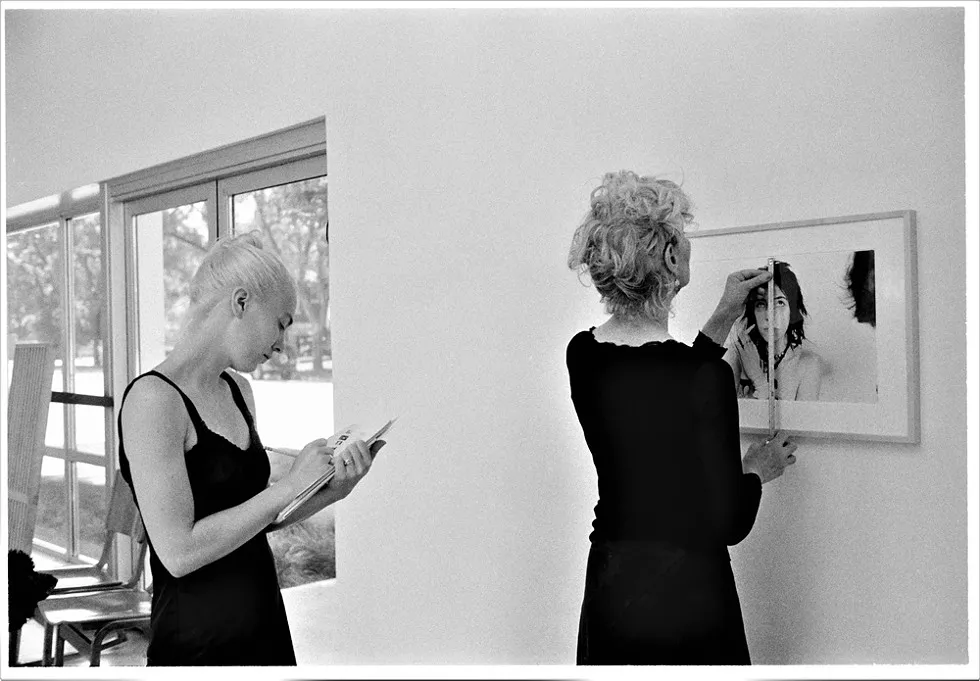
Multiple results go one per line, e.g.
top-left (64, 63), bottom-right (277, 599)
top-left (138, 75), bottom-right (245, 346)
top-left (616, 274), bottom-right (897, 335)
top-left (124, 374), bottom-right (183, 408)
top-left (796, 346), bottom-right (824, 370)
top-left (121, 375), bottom-right (188, 433)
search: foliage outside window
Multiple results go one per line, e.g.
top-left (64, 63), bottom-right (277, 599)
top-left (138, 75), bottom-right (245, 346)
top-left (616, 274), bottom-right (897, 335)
top-left (127, 167), bottom-right (333, 587)
top-left (6, 213), bottom-right (110, 562)
top-left (8, 121), bottom-right (332, 585)
top-left (231, 175), bottom-right (334, 587)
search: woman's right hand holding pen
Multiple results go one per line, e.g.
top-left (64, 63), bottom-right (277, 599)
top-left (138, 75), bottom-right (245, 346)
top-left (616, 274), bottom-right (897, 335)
top-left (282, 438), bottom-right (336, 497)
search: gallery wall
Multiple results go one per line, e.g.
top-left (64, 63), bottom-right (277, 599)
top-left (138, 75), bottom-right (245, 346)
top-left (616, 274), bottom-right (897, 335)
top-left (4, 7), bottom-right (969, 665)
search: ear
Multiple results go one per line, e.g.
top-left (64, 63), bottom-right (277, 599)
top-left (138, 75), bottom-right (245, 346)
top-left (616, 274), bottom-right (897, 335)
top-left (663, 241), bottom-right (679, 275)
top-left (231, 287), bottom-right (249, 319)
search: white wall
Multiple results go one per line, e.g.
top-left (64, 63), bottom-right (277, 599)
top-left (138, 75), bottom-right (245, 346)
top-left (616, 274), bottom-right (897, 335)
top-left (4, 7), bottom-right (969, 665)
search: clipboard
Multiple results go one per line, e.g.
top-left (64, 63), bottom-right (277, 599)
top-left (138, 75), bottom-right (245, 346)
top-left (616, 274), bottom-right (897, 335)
top-left (273, 417), bottom-right (397, 525)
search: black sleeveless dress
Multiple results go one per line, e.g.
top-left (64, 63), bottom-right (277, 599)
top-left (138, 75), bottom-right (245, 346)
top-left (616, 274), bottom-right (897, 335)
top-left (118, 370), bottom-right (296, 666)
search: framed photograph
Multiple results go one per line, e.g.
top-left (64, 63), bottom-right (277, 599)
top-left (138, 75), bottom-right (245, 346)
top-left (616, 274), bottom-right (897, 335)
top-left (673, 211), bottom-right (919, 443)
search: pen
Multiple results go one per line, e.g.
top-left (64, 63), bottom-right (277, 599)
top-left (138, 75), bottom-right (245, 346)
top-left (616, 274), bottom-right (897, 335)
top-left (265, 419), bottom-right (395, 460)
top-left (262, 441), bottom-right (348, 458)
top-left (264, 446), bottom-right (299, 458)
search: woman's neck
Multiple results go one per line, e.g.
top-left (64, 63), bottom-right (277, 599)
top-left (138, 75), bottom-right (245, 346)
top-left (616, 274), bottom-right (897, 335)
top-left (594, 314), bottom-right (672, 346)
top-left (155, 326), bottom-right (231, 395)
top-left (774, 333), bottom-right (788, 355)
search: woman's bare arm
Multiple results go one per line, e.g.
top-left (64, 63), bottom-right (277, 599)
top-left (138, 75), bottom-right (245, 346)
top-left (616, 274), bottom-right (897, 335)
top-left (122, 377), bottom-right (299, 578)
top-left (268, 485), bottom-right (347, 531)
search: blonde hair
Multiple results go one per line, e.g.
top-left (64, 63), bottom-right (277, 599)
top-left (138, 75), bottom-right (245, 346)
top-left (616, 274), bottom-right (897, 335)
top-left (568, 170), bottom-right (693, 321)
top-left (184, 231), bottom-right (296, 331)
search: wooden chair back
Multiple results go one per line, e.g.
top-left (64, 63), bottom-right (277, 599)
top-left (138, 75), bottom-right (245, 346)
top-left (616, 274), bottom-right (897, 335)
top-left (104, 470), bottom-right (143, 542)
top-left (7, 342), bottom-right (56, 553)
top-left (97, 471), bottom-right (148, 581)
top-left (40, 471), bottom-right (148, 595)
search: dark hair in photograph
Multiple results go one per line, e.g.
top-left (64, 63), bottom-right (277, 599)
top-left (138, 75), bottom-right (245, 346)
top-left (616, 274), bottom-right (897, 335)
top-left (843, 250), bottom-right (876, 327)
top-left (742, 260), bottom-right (808, 352)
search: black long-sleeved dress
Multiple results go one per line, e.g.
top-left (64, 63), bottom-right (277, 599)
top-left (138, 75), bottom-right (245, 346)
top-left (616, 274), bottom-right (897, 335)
top-left (119, 370), bottom-right (296, 666)
top-left (567, 329), bottom-right (763, 665)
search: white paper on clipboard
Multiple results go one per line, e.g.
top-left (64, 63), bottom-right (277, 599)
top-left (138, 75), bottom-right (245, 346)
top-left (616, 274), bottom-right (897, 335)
top-left (273, 417), bottom-right (398, 525)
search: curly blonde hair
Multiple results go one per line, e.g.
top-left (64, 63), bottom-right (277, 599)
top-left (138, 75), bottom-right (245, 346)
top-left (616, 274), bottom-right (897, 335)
top-left (184, 230), bottom-right (296, 330)
top-left (568, 170), bottom-right (693, 320)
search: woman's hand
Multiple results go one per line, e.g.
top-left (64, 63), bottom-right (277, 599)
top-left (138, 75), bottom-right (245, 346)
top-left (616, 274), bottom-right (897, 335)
top-left (700, 268), bottom-right (771, 347)
top-left (717, 269), bottom-right (771, 319)
top-left (327, 439), bottom-right (386, 501)
top-left (268, 440), bottom-right (387, 531)
top-left (742, 431), bottom-right (798, 484)
top-left (283, 438), bottom-right (336, 497)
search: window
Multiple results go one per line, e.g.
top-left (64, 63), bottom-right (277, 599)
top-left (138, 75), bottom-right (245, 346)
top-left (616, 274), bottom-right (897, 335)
top-left (108, 118), bottom-right (333, 587)
top-left (6, 190), bottom-right (114, 565)
top-left (6, 121), bottom-right (329, 583)
top-left (126, 185), bottom-right (215, 371)
top-left (221, 158), bottom-right (333, 589)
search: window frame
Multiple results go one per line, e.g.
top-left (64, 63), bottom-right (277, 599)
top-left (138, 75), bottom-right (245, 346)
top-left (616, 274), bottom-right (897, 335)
top-left (103, 117), bottom-right (326, 583)
top-left (6, 188), bottom-right (116, 564)
top-left (108, 118), bottom-right (325, 385)
top-left (216, 155), bottom-right (327, 236)
top-left (7, 117), bottom-right (326, 575)
top-left (107, 118), bottom-right (325, 205)
top-left (107, 119), bottom-right (324, 377)
top-left (123, 182), bottom-right (218, 375)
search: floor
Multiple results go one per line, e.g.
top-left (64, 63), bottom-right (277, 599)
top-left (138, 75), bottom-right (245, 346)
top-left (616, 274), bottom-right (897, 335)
top-left (12, 552), bottom-right (149, 668)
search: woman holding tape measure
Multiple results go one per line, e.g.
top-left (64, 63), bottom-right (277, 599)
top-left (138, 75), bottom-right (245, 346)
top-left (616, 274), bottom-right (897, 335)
top-left (566, 171), bottom-right (798, 665)
top-left (118, 231), bottom-right (384, 666)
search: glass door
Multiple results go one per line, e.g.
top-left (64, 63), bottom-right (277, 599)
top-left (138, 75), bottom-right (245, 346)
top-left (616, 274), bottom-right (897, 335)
top-left (124, 184), bottom-right (216, 375)
top-left (119, 155), bottom-right (332, 588)
top-left (217, 156), bottom-right (332, 450)
top-left (218, 156), bottom-right (334, 587)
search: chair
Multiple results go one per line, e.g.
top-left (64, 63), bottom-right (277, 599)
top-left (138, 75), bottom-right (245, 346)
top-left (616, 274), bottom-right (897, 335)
top-left (29, 470), bottom-right (151, 666)
top-left (7, 342), bottom-right (56, 554)
top-left (35, 587), bottom-right (151, 666)
top-left (40, 470), bottom-right (149, 594)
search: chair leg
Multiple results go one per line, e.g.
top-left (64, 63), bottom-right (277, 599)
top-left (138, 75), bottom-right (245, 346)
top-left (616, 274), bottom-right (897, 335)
top-left (55, 626), bottom-right (66, 666)
top-left (9, 627), bottom-right (21, 666)
top-left (55, 622), bottom-right (94, 666)
top-left (89, 623), bottom-right (140, 666)
top-left (42, 624), bottom-right (54, 666)
top-left (89, 625), bottom-right (113, 666)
